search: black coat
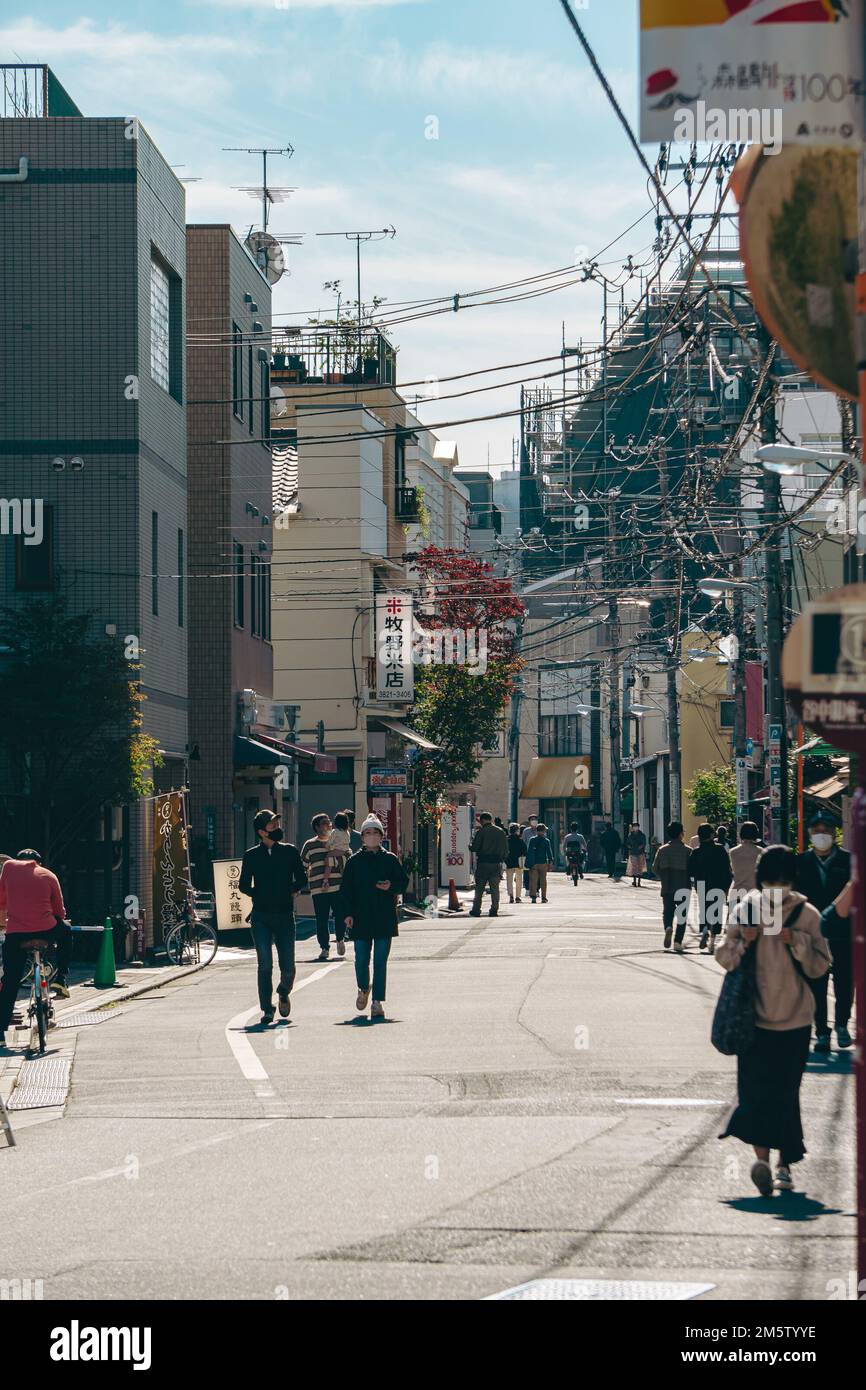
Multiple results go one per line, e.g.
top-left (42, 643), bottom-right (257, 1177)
top-left (238, 842), bottom-right (307, 914)
top-left (339, 848), bottom-right (408, 939)
top-left (505, 833), bottom-right (526, 869)
top-left (689, 842), bottom-right (732, 895)
top-left (796, 847), bottom-right (851, 922)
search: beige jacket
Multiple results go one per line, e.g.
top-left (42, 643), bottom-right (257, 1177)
top-left (728, 841), bottom-right (762, 895)
top-left (716, 888), bottom-right (831, 1031)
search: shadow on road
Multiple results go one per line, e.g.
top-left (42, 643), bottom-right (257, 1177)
top-left (721, 1193), bottom-right (846, 1222)
top-left (335, 1017), bottom-right (401, 1028)
top-left (805, 1052), bottom-right (854, 1077)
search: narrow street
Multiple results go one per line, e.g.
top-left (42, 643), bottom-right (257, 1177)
top-left (3, 875), bottom-right (854, 1302)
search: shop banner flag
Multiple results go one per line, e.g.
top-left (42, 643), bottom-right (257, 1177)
top-left (153, 792), bottom-right (190, 943)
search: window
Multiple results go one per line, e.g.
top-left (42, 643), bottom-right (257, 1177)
top-left (15, 503), bottom-right (53, 591)
top-left (539, 713), bottom-right (581, 756)
top-left (719, 700), bottom-right (736, 730)
top-left (232, 325), bottom-right (243, 419)
top-left (177, 527), bottom-right (184, 628)
top-left (150, 258), bottom-right (170, 392)
top-left (234, 541), bottom-right (244, 628)
top-left (262, 561), bottom-right (271, 640)
top-left (248, 346), bottom-right (254, 434)
top-left (151, 511), bottom-right (159, 616)
top-left (150, 253), bottom-right (182, 400)
top-left (260, 359), bottom-right (270, 443)
top-left (250, 554), bottom-right (261, 637)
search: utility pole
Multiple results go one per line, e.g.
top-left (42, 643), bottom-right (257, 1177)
top-left (758, 325), bottom-right (789, 844)
top-left (732, 551), bottom-right (749, 833)
top-left (607, 491), bottom-right (622, 834)
top-left (657, 443), bottom-right (682, 824)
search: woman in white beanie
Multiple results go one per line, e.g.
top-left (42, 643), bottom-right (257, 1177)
top-left (339, 816), bottom-right (408, 1018)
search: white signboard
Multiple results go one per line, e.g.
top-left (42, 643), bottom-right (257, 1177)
top-left (212, 858), bottom-right (244, 932)
top-left (375, 591), bottom-right (414, 704)
top-left (640, 0), bottom-right (866, 148)
top-left (440, 806), bottom-right (472, 888)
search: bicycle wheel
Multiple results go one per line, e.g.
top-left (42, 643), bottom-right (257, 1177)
top-left (163, 924), bottom-right (185, 967)
top-left (190, 922), bottom-right (217, 967)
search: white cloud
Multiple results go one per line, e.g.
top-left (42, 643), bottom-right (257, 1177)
top-left (195, 0), bottom-right (420, 7)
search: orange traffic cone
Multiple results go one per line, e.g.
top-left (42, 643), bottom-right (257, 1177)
top-left (448, 879), bottom-right (462, 912)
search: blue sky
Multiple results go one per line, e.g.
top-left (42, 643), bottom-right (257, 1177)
top-left (2, 1), bottom-right (653, 468)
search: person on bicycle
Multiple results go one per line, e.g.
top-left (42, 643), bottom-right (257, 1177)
top-left (0, 849), bottom-right (71, 1049)
top-left (562, 823), bottom-right (587, 886)
top-left (239, 810), bottom-right (308, 1027)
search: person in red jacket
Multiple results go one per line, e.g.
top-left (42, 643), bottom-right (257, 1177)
top-left (0, 850), bottom-right (70, 1048)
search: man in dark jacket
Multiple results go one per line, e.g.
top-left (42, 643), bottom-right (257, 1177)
top-left (340, 814), bottom-right (408, 1019)
top-left (239, 809), bottom-right (307, 1026)
top-left (796, 811), bottom-right (852, 1051)
top-left (652, 822), bottom-right (692, 952)
top-left (469, 812), bottom-right (509, 918)
top-left (689, 823), bottom-right (732, 954)
top-left (600, 823), bottom-right (622, 878)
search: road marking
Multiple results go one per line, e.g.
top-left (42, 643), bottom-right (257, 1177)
top-left (615, 1098), bottom-right (723, 1108)
top-left (487, 1278), bottom-right (715, 1301)
top-left (225, 962), bottom-right (343, 1097)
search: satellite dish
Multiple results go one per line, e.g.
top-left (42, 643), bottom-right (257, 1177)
top-left (270, 385), bottom-right (288, 418)
top-left (245, 231), bottom-right (286, 286)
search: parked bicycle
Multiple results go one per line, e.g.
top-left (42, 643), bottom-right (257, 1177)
top-left (18, 937), bottom-right (56, 1055)
top-left (163, 894), bottom-right (217, 969)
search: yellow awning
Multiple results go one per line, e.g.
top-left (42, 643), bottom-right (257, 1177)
top-left (521, 756), bottom-right (592, 800)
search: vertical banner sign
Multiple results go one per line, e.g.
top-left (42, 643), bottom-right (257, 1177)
top-left (152, 792), bottom-right (189, 944)
top-left (439, 806), bottom-right (472, 888)
top-left (736, 756), bottom-right (750, 819)
top-left (768, 721), bottom-right (783, 838)
top-left (640, 0), bottom-right (866, 148)
top-left (212, 858), bottom-right (244, 932)
top-left (376, 592), bottom-right (414, 704)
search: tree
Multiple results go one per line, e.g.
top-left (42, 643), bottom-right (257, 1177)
top-left (407, 547), bottom-right (524, 820)
top-left (685, 765), bottom-right (737, 827)
top-left (0, 596), bottom-right (161, 859)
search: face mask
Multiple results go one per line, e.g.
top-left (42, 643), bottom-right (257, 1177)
top-left (362, 833), bottom-right (381, 849)
top-left (267, 827), bottom-right (283, 842)
top-left (810, 833), bottom-right (833, 852)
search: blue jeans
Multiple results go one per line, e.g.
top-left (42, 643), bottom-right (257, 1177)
top-left (353, 936), bottom-right (391, 1001)
top-left (250, 910), bottom-right (296, 1014)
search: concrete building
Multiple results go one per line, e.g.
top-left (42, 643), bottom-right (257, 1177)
top-left (0, 66), bottom-right (187, 925)
top-left (402, 428), bottom-right (469, 554)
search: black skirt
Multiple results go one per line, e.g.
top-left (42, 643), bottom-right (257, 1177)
top-left (719, 1025), bottom-right (812, 1165)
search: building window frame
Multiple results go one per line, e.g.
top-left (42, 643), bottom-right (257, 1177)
top-left (177, 527), bottom-right (184, 628)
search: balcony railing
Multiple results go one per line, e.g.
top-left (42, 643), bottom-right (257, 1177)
top-left (271, 326), bottom-right (396, 388)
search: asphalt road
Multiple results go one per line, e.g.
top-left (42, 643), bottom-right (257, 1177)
top-left (0, 874), bottom-right (856, 1301)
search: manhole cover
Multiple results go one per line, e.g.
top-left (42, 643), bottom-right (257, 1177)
top-left (7, 1056), bottom-right (72, 1110)
top-left (487, 1279), bottom-right (715, 1301)
top-left (57, 1009), bottom-right (124, 1029)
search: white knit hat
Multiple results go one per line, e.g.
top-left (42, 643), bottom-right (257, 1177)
top-left (360, 814), bottom-right (385, 835)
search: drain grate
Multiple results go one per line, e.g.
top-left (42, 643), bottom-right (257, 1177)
top-left (57, 1009), bottom-right (123, 1029)
top-left (487, 1279), bottom-right (715, 1301)
top-left (7, 1056), bottom-right (72, 1110)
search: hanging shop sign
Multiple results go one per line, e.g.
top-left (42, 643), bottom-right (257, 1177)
top-left (731, 142), bottom-right (858, 398)
top-left (368, 766), bottom-right (409, 794)
top-left (640, 1), bottom-right (866, 148)
top-left (375, 591), bottom-right (414, 704)
top-left (152, 792), bottom-right (190, 944)
top-left (782, 582), bottom-right (866, 750)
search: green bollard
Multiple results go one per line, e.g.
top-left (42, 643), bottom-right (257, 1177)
top-left (93, 915), bottom-right (117, 989)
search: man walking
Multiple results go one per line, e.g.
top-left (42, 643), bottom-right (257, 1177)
top-left (340, 815), bottom-right (408, 1020)
top-left (688, 823), bottom-right (732, 954)
top-left (796, 811), bottom-right (852, 1052)
top-left (301, 813), bottom-right (348, 961)
top-left (525, 822), bottom-right (555, 903)
top-left (0, 849), bottom-right (71, 1049)
top-left (652, 822), bottom-right (692, 953)
top-left (600, 823), bottom-right (622, 878)
top-left (238, 810), bottom-right (307, 1027)
top-left (469, 812), bottom-right (508, 917)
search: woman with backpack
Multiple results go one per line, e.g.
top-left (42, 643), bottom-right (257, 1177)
top-left (715, 846), bottom-right (830, 1197)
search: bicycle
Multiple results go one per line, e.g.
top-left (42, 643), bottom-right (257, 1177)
top-left (17, 938), bottom-right (57, 1056)
top-left (163, 899), bottom-right (217, 969)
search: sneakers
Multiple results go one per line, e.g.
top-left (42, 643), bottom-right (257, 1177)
top-left (371, 1000), bottom-right (385, 1019)
top-left (814, 1031), bottom-right (831, 1053)
top-left (488, 910), bottom-right (498, 918)
top-left (316, 949), bottom-right (330, 962)
top-left (674, 941), bottom-right (685, 954)
top-left (530, 897), bottom-right (537, 904)
top-left (750, 1160), bottom-right (774, 1197)
top-left (278, 992), bottom-right (291, 1019)
top-left (541, 896), bottom-right (548, 903)
top-left (468, 910), bottom-right (482, 918)
top-left (508, 895), bottom-right (514, 903)
top-left (337, 940), bottom-right (346, 957)
top-left (836, 1026), bottom-right (853, 1049)
top-left (775, 1164), bottom-right (794, 1192)
top-left (356, 987), bottom-right (371, 1011)
top-left (663, 928), bottom-right (672, 950)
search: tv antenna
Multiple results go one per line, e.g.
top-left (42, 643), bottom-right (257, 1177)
top-left (316, 226), bottom-right (396, 373)
top-left (224, 144), bottom-right (294, 235)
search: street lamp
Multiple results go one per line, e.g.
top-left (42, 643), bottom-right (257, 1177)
top-left (756, 443), bottom-right (848, 475)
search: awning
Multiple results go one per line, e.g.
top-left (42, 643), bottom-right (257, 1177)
top-left (805, 772), bottom-right (849, 802)
top-left (520, 756), bottom-right (592, 800)
top-left (374, 716), bottom-right (441, 752)
top-left (245, 730), bottom-right (316, 763)
top-left (233, 734), bottom-right (314, 767)
top-left (791, 736), bottom-right (845, 758)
